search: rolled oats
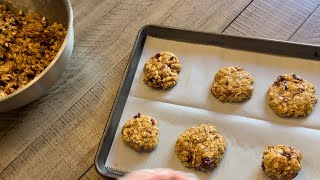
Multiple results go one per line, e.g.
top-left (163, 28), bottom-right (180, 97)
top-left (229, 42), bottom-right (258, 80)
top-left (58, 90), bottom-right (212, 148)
top-left (0, 4), bottom-right (66, 98)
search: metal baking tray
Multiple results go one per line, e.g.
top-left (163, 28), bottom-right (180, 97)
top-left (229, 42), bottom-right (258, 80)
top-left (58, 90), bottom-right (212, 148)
top-left (94, 24), bottom-right (320, 178)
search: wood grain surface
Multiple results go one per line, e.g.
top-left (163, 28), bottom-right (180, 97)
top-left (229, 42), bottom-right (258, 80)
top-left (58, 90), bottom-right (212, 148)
top-left (1, 0), bottom-right (320, 179)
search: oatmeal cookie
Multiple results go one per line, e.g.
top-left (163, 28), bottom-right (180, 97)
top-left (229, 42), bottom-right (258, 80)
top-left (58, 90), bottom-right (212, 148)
top-left (261, 145), bottom-right (302, 180)
top-left (175, 124), bottom-right (227, 171)
top-left (143, 52), bottom-right (181, 89)
top-left (268, 74), bottom-right (317, 117)
top-left (211, 66), bottom-right (254, 102)
top-left (121, 113), bottom-right (159, 152)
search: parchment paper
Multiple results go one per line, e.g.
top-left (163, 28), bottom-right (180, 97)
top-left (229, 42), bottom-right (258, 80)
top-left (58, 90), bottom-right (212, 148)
top-left (105, 37), bottom-right (320, 179)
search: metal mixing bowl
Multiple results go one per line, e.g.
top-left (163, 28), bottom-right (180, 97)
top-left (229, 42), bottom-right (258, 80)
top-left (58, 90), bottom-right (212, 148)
top-left (0, 0), bottom-right (74, 112)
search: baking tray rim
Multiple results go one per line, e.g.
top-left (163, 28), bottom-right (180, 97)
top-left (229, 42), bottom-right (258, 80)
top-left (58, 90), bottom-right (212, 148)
top-left (94, 24), bottom-right (320, 178)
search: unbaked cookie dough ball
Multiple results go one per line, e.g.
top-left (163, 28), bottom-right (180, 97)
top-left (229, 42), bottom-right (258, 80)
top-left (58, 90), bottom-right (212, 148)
top-left (175, 124), bottom-right (227, 171)
top-left (268, 74), bottom-right (317, 117)
top-left (211, 66), bottom-right (254, 102)
top-left (261, 145), bottom-right (302, 180)
top-left (121, 113), bottom-right (159, 152)
top-left (143, 52), bottom-right (181, 89)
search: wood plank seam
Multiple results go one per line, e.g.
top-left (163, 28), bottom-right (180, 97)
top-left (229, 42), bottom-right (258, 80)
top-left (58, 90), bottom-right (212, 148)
top-left (160, 0), bottom-right (185, 24)
top-left (288, 3), bottom-right (320, 40)
top-left (221, 0), bottom-right (254, 33)
top-left (77, 164), bottom-right (95, 180)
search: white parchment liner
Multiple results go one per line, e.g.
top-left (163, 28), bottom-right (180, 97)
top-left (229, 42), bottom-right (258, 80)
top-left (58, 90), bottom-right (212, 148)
top-left (105, 37), bottom-right (320, 180)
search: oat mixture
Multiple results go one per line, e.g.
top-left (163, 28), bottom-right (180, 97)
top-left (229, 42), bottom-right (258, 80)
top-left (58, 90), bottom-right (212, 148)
top-left (0, 4), bottom-right (66, 98)
top-left (175, 124), bottom-right (227, 171)
top-left (268, 74), bottom-right (317, 117)
top-left (121, 113), bottom-right (159, 152)
top-left (211, 66), bottom-right (254, 102)
top-left (262, 145), bottom-right (302, 180)
top-left (143, 51), bottom-right (181, 89)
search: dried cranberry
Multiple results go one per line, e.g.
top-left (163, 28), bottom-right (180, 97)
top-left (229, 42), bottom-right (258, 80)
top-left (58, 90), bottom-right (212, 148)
top-left (278, 75), bottom-right (286, 81)
top-left (27, 74), bottom-right (35, 79)
top-left (293, 74), bottom-right (302, 81)
top-left (291, 173), bottom-right (299, 178)
top-left (187, 153), bottom-right (192, 163)
top-left (201, 157), bottom-right (215, 169)
top-left (261, 163), bottom-right (265, 171)
top-left (12, 83), bottom-right (19, 89)
top-left (225, 90), bottom-right (233, 96)
top-left (281, 152), bottom-right (292, 159)
top-left (155, 53), bottom-right (161, 59)
top-left (284, 81), bottom-right (288, 90)
top-left (134, 113), bottom-right (141, 119)
top-left (274, 81), bottom-right (280, 86)
top-left (151, 119), bottom-right (155, 126)
top-left (40, 40), bottom-right (50, 47)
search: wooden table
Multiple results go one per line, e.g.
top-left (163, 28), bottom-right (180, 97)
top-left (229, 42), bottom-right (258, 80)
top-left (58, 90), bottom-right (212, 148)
top-left (0, 0), bottom-right (319, 179)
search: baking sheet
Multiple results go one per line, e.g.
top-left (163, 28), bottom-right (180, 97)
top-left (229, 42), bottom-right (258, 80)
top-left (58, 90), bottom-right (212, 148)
top-left (105, 36), bottom-right (320, 179)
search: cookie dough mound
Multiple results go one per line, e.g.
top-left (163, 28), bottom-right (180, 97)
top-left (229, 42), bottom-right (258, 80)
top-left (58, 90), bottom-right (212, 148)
top-left (262, 145), bottom-right (302, 180)
top-left (268, 74), bottom-right (317, 117)
top-left (121, 113), bottom-right (159, 152)
top-left (211, 66), bottom-right (254, 102)
top-left (143, 52), bottom-right (181, 89)
top-left (175, 124), bottom-right (227, 171)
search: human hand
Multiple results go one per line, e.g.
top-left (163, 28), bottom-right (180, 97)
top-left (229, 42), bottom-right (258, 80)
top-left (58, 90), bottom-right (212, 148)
top-left (118, 168), bottom-right (198, 180)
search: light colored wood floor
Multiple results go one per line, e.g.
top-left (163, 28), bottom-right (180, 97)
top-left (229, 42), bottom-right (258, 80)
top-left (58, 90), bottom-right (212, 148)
top-left (1, 0), bottom-right (320, 179)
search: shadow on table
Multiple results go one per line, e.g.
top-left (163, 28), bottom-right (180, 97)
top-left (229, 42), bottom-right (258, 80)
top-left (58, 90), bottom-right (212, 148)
top-left (0, 101), bottom-right (35, 138)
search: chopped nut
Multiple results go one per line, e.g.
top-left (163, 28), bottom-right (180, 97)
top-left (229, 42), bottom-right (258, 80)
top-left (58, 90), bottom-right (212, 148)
top-left (284, 81), bottom-right (288, 90)
top-left (299, 88), bottom-right (304, 93)
top-left (293, 74), bottom-right (302, 81)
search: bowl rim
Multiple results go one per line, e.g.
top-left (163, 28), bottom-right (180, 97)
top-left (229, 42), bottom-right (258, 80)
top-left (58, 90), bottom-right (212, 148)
top-left (0, 0), bottom-right (74, 103)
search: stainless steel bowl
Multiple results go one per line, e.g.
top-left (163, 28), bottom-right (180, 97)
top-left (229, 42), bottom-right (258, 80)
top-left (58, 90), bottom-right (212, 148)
top-left (0, 0), bottom-right (74, 112)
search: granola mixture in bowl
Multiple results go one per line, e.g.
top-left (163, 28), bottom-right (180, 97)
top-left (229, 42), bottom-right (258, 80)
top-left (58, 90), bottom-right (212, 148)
top-left (0, 3), bottom-right (67, 98)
